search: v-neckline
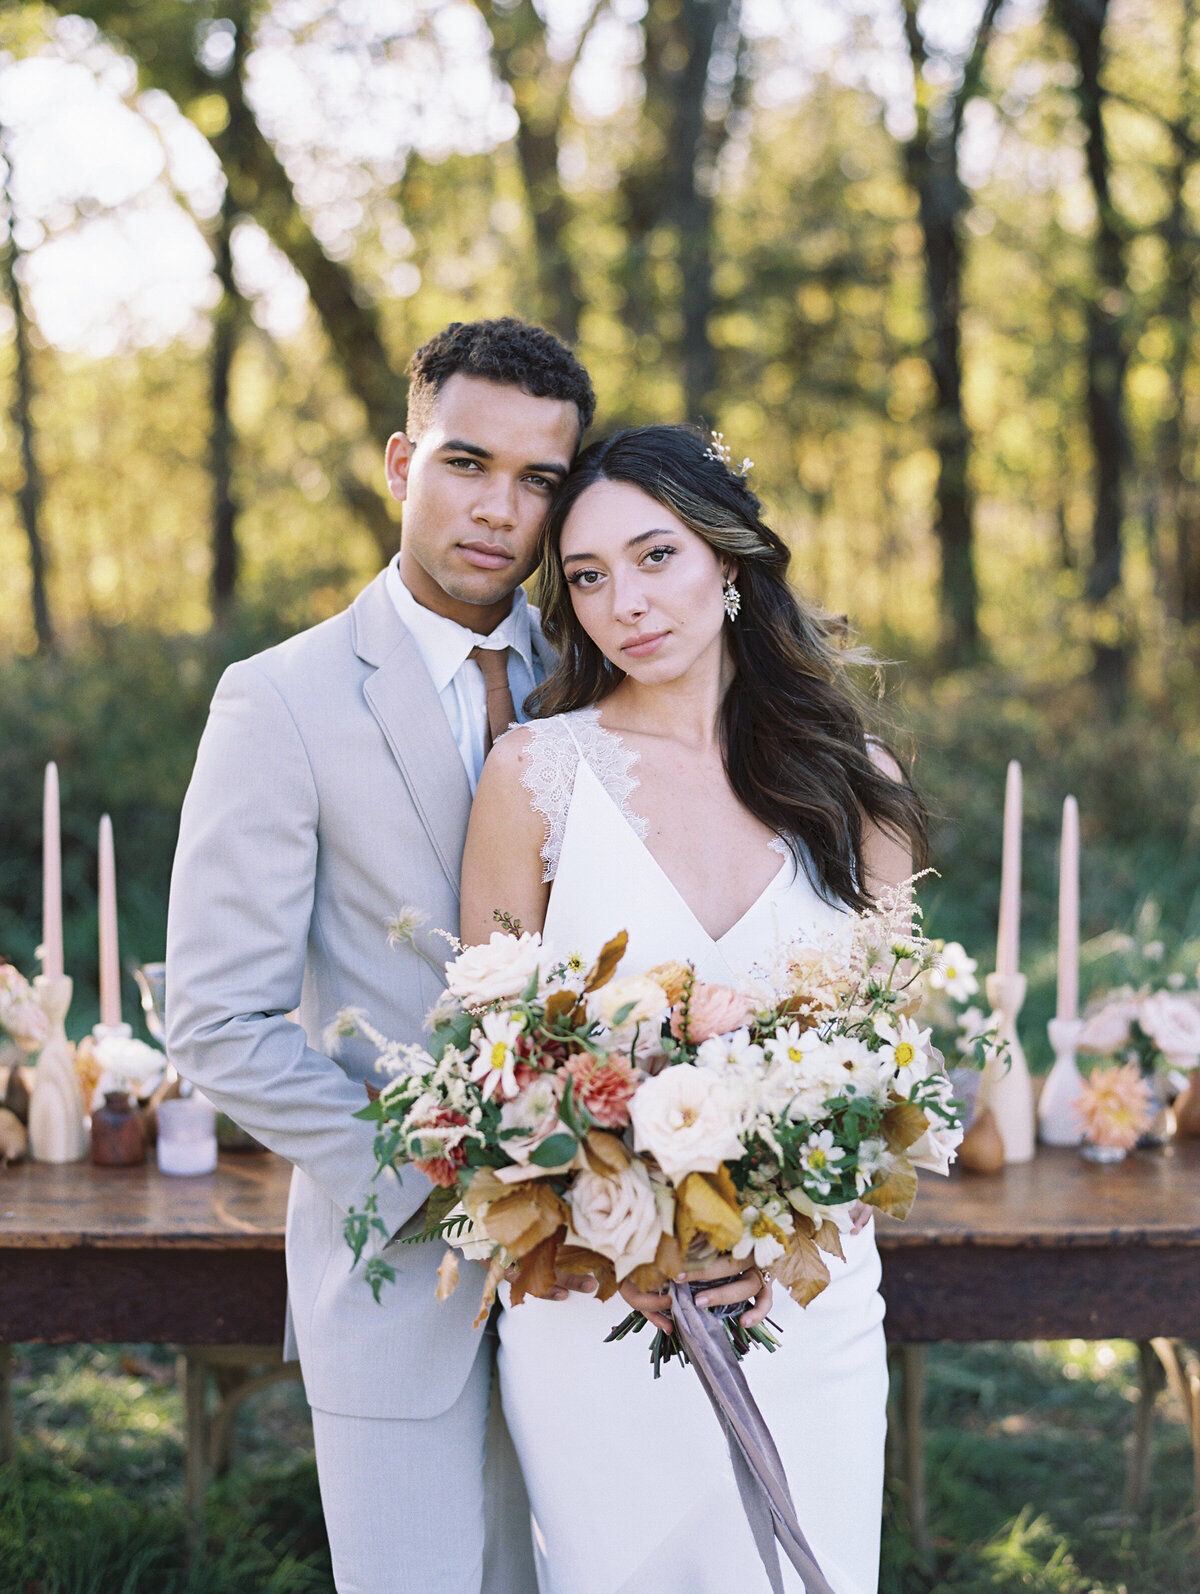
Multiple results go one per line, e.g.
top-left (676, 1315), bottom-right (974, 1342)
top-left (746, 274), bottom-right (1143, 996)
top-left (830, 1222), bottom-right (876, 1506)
top-left (573, 752), bottom-right (788, 949)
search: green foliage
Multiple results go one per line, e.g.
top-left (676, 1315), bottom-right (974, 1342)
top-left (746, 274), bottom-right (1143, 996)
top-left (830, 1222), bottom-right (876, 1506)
top-left (0, 1344), bottom-right (331, 1592)
top-left (0, 613), bottom-right (293, 1033)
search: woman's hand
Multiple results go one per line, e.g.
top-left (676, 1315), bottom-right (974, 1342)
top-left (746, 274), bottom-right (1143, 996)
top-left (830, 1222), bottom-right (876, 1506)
top-left (618, 1256), bottom-right (773, 1334)
top-left (848, 1201), bottom-right (873, 1235)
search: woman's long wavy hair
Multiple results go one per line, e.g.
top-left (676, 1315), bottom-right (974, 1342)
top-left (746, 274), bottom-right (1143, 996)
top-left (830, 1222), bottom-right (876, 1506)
top-left (529, 424), bottom-right (927, 911)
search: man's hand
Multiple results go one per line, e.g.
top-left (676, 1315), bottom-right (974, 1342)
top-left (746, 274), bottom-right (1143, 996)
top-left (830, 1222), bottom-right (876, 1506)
top-left (502, 1263), bottom-right (598, 1303)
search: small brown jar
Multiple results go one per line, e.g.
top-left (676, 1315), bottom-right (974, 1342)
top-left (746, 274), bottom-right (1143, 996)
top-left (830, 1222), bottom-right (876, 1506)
top-left (91, 1090), bottom-right (146, 1166)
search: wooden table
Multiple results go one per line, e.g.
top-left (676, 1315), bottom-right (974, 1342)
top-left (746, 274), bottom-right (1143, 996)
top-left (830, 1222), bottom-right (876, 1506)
top-left (1, 1143), bottom-right (1198, 1531)
top-left (0, 1151), bottom-right (295, 1521)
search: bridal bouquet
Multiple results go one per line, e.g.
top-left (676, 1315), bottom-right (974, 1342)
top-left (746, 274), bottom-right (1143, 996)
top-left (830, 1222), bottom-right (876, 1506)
top-left (343, 885), bottom-right (968, 1366)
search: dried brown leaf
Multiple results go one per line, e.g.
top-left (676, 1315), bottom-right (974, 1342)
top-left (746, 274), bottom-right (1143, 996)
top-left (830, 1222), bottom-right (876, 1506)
top-left (555, 1242), bottom-right (619, 1303)
top-left (882, 1100), bottom-right (929, 1155)
top-left (435, 1248), bottom-right (460, 1301)
top-left (472, 1253), bottom-right (507, 1328)
top-left (627, 1231), bottom-right (684, 1294)
top-left (483, 1183), bottom-right (569, 1257)
top-left (774, 1227), bottom-right (831, 1307)
top-left (675, 1169), bottom-right (743, 1255)
top-left (583, 1129), bottom-right (631, 1175)
top-left (508, 1226), bottom-right (566, 1307)
top-left (583, 932), bottom-right (629, 994)
top-left (543, 989), bottom-right (578, 1026)
top-left (813, 1219), bottom-right (845, 1261)
top-left (862, 1157), bottom-right (917, 1220)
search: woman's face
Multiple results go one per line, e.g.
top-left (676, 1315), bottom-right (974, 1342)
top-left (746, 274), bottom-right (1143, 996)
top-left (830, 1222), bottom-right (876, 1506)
top-left (558, 479), bottom-right (733, 686)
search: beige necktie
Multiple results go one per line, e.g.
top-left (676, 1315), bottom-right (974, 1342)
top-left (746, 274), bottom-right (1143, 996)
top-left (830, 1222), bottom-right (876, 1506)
top-left (470, 645), bottom-right (516, 756)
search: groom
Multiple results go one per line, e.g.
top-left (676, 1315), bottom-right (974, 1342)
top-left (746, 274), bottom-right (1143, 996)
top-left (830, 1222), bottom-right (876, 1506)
top-left (166, 317), bottom-right (595, 1593)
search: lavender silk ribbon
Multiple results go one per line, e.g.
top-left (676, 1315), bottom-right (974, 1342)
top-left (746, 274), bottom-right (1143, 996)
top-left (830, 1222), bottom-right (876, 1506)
top-left (669, 1281), bottom-right (837, 1594)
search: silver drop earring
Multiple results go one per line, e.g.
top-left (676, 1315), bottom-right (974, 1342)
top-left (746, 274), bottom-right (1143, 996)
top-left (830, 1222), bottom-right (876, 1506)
top-left (723, 576), bottom-right (741, 622)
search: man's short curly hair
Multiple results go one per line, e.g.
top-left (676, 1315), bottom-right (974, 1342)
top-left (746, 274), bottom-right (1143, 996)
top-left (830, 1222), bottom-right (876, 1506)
top-left (406, 317), bottom-right (595, 442)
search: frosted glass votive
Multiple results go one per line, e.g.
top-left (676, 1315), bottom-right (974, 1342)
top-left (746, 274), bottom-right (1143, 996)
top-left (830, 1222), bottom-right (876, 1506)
top-left (156, 1096), bottom-right (218, 1176)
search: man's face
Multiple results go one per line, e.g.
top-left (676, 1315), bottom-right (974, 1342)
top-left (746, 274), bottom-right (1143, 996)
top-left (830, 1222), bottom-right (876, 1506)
top-left (385, 374), bottom-right (580, 631)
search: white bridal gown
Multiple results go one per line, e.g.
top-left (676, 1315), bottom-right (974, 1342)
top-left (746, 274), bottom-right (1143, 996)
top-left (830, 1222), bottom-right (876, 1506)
top-left (496, 709), bottom-right (888, 1594)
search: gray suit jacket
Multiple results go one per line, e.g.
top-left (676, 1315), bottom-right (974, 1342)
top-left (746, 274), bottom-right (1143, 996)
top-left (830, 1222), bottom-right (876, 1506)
top-left (166, 570), bottom-right (554, 1418)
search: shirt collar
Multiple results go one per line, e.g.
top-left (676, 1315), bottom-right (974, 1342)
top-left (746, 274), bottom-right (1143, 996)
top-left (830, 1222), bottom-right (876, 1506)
top-left (385, 557), bottom-right (534, 696)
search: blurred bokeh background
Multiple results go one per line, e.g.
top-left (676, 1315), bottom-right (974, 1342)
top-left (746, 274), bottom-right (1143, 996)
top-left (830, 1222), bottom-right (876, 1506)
top-left (0, 0), bottom-right (1198, 1043)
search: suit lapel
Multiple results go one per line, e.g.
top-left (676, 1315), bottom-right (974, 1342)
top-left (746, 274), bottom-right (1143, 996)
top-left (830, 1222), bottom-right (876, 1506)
top-left (351, 574), bottom-right (472, 898)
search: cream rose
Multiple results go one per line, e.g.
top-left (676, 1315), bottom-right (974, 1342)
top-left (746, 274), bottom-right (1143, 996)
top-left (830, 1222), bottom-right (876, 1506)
top-left (94, 1034), bottom-right (165, 1087)
top-left (1138, 991), bottom-right (1200, 1065)
top-left (446, 932), bottom-right (547, 1007)
top-left (568, 1161), bottom-right (665, 1281)
top-left (628, 1064), bottom-right (746, 1184)
top-left (1077, 998), bottom-right (1138, 1054)
top-left (588, 975), bottom-right (671, 1035)
top-left (498, 1076), bottom-right (565, 1163)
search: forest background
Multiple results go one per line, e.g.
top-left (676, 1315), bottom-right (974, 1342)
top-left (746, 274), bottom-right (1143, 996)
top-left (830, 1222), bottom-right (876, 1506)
top-left (3, 5), bottom-right (1200, 1592)
top-left (1, 0), bottom-right (1199, 1050)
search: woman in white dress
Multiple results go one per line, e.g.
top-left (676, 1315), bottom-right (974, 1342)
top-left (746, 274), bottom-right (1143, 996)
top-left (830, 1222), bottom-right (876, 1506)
top-left (460, 425), bottom-right (927, 1594)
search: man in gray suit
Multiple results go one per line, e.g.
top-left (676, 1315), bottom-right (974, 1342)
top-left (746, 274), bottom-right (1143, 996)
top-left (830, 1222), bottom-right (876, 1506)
top-left (166, 318), bottom-right (595, 1593)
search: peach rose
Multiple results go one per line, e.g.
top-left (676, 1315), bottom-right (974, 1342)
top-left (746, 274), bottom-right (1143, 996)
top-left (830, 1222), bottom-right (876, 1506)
top-left (670, 982), bottom-right (756, 1045)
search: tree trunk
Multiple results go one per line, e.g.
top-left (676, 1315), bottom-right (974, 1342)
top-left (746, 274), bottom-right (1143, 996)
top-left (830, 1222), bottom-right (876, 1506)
top-left (899, 0), bottom-right (1003, 667)
top-left (0, 128), bottom-right (55, 655)
top-left (1053, 0), bottom-right (1130, 705)
top-left (474, 0), bottom-right (591, 344)
top-left (1157, 0), bottom-right (1200, 630)
top-left (209, 178), bottom-right (239, 629)
top-left (618, 0), bottom-right (739, 423)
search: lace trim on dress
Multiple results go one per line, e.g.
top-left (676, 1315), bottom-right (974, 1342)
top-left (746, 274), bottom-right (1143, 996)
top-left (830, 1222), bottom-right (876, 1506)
top-left (519, 707), bottom-right (649, 882)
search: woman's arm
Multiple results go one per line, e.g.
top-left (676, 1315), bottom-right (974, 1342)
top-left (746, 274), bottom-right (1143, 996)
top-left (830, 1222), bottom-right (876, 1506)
top-left (861, 742), bottom-right (915, 900)
top-left (460, 728), bottom-right (553, 945)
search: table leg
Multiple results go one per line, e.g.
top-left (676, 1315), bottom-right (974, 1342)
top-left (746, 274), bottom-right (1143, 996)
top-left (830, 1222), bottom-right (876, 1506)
top-left (1151, 1339), bottom-right (1200, 1528)
top-left (1125, 1340), bottom-right (1164, 1512)
top-left (179, 1351), bottom-right (210, 1538)
top-left (0, 1343), bottom-right (13, 1465)
top-left (887, 1345), bottom-right (931, 1567)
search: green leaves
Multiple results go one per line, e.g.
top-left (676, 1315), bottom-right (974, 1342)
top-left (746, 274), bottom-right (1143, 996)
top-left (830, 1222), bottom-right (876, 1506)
top-left (529, 1131), bottom-right (578, 1167)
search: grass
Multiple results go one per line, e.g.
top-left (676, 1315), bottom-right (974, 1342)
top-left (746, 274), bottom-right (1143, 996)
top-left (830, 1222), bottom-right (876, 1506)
top-left (1, 1339), bottom-right (1197, 1592)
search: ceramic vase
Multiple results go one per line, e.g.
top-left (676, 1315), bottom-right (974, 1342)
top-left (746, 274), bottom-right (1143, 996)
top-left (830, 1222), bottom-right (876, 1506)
top-left (28, 974), bottom-right (88, 1163)
top-left (1173, 1068), bottom-right (1200, 1138)
top-left (91, 1090), bottom-right (145, 1166)
top-left (980, 973), bottom-right (1036, 1163)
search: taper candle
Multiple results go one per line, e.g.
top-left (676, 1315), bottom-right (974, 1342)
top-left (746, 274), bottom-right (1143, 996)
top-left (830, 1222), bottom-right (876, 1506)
top-left (42, 762), bottom-right (63, 980)
top-left (98, 814), bottom-right (122, 1027)
top-left (995, 761), bottom-right (1022, 978)
top-left (1056, 796), bottom-right (1079, 1023)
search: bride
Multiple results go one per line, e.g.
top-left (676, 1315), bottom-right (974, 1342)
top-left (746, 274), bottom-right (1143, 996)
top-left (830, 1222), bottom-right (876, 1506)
top-left (459, 424), bottom-right (927, 1594)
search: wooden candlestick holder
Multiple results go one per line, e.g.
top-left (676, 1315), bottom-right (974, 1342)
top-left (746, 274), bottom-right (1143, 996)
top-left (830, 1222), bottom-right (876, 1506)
top-left (981, 972), bottom-right (1035, 1163)
top-left (1038, 1017), bottom-right (1085, 1147)
top-left (28, 974), bottom-right (88, 1164)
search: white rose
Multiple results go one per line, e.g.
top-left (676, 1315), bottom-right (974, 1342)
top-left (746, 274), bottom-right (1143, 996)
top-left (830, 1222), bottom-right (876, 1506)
top-left (568, 1161), bottom-right (665, 1281)
top-left (628, 1064), bottom-right (746, 1184)
top-left (498, 1076), bottom-right (565, 1164)
top-left (445, 932), bottom-right (547, 1007)
top-left (1138, 991), bottom-right (1200, 1066)
top-left (1077, 998), bottom-right (1138, 1054)
top-left (1, 995), bottom-right (49, 1053)
top-left (93, 1034), bottom-right (165, 1086)
top-left (907, 1118), bottom-right (963, 1176)
top-left (587, 975), bottom-right (671, 1036)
